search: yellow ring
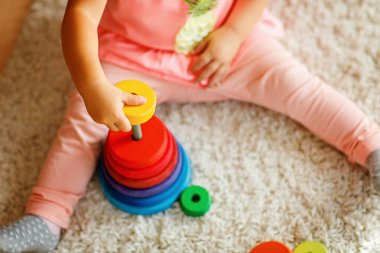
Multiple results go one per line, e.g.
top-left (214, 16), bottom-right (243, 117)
top-left (115, 80), bottom-right (157, 125)
top-left (293, 241), bottom-right (328, 253)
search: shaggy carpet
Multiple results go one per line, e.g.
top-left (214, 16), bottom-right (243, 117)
top-left (0, 0), bottom-right (380, 252)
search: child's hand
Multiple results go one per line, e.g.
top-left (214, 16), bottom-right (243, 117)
top-left (191, 26), bottom-right (243, 88)
top-left (81, 81), bottom-right (146, 132)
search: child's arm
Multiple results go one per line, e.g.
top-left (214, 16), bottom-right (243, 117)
top-left (192, 0), bottom-right (268, 87)
top-left (62, 0), bottom-right (146, 132)
top-left (224, 0), bottom-right (268, 42)
top-left (0, 0), bottom-right (33, 72)
top-left (61, 0), bottom-right (107, 92)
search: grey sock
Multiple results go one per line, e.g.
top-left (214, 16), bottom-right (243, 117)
top-left (366, 149), bottom-right (380, 192)
top-left (0, 215), bottom-right (59, 253)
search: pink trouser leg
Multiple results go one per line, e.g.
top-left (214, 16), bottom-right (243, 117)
top-left (25, 91), bottom-right (108, 228)
top-left (212, 36), bottom-right (380, 167)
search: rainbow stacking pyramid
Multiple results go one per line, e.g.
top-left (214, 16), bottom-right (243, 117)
top-left (97, 80), bottom-right (192, 215)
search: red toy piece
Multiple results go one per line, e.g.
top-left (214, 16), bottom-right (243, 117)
top-left (104, 132), bottom-right (177, 179)
top-left (106, 115), bottom-right (169, 169)
top-left (105, 146), bottom-right (178, 189)
top-left (250, 241), bottom-right (292, 253)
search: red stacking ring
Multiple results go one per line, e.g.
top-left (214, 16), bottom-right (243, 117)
top-left (105, 115), bottom-right (168, 169)
top-left (105, 141), bottom-right (179, 189)
top-left (250, 241), bottom-right (292, 253)
top-left (104, 132), bottom-right (177, 180)
top-left (105, 129), bottom-right (170, 171)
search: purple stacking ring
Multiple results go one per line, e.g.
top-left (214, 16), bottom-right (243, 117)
top-left (101, 143), bottom-right (182, 198)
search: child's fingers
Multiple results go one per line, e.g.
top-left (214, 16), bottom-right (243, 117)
top-left (122, 92), bottom-right (146, 105)
top-left (107, 122), bottom-right (119, 132)
top-left (114, 116), bottom-right (132, 132)
top-left (196, 61), bottom-right (221, 83)
top-left (208, 65), bottom-right (228, 87)
top-left (191, 51), bottom-right (213, 72)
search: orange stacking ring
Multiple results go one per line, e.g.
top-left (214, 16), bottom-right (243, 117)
top-left (106, 115), bottom-right (168, 169)
top-left (105, 134), bottom-right (179, 189)
top-left (104, 131), bottom-right (177, 179)
top-left (250, 241), bottom-right (292, 253)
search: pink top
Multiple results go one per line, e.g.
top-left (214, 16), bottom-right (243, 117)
top-left (98, 0), bottom-right (284, 85)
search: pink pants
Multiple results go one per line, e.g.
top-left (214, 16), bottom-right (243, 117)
top-left (25, 37), bottom-right (380, 228)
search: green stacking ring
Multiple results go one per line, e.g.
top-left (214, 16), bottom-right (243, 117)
top-left (180, 185), bottom-right (211, 217)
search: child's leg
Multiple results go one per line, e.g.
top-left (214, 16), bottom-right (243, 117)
top-left (0, 65), bottom-right (170, 252)
top-left (209, 36), bottom-right (380, 183)
top-left (24, 90), bottom-right (109, 229)
top-left (0, 90), bottom-right (108, 252)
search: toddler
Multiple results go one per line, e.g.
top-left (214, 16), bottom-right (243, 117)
top-left (1, 0), bottom-right (380, 252)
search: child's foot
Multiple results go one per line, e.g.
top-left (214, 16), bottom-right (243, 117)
top-left (366, 149), bottom-right (380, 192)
top-left (0, 215), bottom-right (59, 253)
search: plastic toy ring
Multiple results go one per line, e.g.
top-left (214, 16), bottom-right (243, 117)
top-left (293, 241), bottom-right (328, 253)
top-left (115, 80), bottom-right (157, 125)
top-left (104, 130), bottom-right (176, 179)
top-left (180, 185), bottom-right (211, 217)
top-left (250, 241), bottom-right (292, 253)
top-left (106, 115), bottom-right (169, 169)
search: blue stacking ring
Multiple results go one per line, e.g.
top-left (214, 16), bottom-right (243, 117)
top-left (100, 143), bottom-right (183, 198)
top-left (98, 143), bottom-right (192, 215)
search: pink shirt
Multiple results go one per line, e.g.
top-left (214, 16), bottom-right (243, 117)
top-left (98, 0), bottom-right (284, 85)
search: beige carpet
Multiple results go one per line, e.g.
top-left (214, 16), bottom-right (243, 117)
top-left (1, 0), bottom-right (380, 252)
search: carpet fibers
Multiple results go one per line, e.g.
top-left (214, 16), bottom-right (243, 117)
top-left (0, 1), bottom-right (380, 252)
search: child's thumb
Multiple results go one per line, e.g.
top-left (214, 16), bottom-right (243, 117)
top-left (122, 92), bottom-right (147, 105)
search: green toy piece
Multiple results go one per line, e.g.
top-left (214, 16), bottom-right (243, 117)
top-left (180, 185), bottom-right (211, 217)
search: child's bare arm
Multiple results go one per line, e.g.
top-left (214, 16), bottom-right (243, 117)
top-left (61, 0), bottom-right (107, 95)
top-left (192, 0), bottom-right (268, 87)
top-left (61, 0), bottom-right (146, 132)
top-left (224, 0), bottom-right (268, 42)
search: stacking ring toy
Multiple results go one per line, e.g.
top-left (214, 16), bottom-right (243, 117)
top-left (180, 185), bottom-right (211, 217)
top-left (293, 241), bottom-right (328, 253)
top-left (115, 80), bottom-right (157, 125)
top-left (99, 80), bottom-right (194, 215)
top-left (98, 143), bottom-right (192, 215)
top-left (250, 241), bottom-right (292, 253)
top-left (101, 143), bottom-right (184, 198)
